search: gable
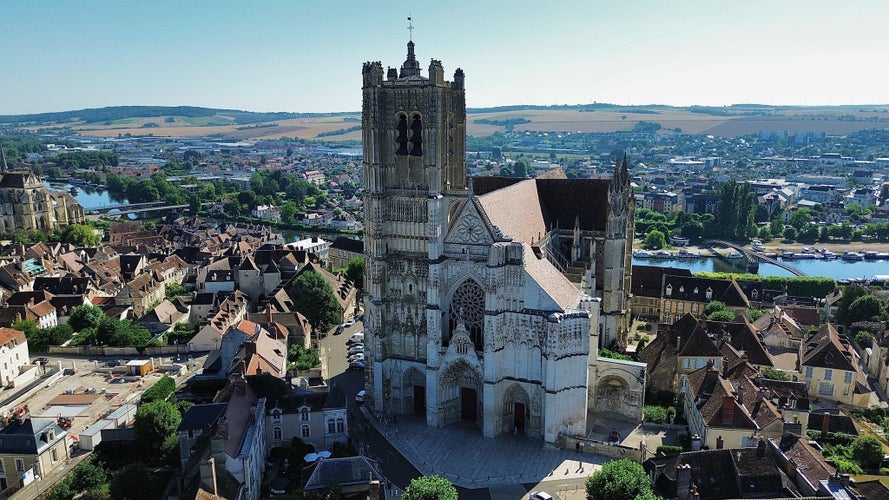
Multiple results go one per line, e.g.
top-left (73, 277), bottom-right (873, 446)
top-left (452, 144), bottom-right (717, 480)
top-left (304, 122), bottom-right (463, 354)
top-left (444, 199), bottom-right (494, 246)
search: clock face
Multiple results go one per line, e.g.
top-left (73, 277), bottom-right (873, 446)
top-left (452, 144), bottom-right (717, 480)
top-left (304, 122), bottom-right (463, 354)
top-left (457, 215), bottom-right (483, 243)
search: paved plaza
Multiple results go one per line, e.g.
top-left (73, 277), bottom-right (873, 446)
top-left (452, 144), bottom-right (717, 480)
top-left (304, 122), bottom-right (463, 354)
top-left (363, 409), bottom-right (605, 492)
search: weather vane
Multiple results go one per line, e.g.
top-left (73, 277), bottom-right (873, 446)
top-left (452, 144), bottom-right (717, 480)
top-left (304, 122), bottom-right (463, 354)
top-left (407, 12), bottom-right (414, 41)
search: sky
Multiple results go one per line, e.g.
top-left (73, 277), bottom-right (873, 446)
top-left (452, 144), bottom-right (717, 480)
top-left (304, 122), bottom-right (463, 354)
top-left (2, 1), bottom-right (889, 115)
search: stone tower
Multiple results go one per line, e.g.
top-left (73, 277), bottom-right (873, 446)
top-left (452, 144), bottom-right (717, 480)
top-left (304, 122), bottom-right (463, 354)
top-left (362, 41), bottom-right (467, 412)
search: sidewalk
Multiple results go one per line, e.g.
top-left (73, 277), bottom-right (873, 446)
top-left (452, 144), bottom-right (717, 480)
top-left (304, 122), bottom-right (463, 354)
top-left (360, 407), bottom-right (603, 490)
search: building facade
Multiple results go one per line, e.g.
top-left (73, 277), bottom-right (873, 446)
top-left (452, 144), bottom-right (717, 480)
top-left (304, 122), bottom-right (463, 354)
top-left (0, 150), bottom-right (85, 233)
top-left (362, 42), bottom-right (636, 442)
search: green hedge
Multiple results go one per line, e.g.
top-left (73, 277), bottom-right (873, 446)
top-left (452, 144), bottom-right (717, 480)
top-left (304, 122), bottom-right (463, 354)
top-left (141, 375), bottom-right (176, 403)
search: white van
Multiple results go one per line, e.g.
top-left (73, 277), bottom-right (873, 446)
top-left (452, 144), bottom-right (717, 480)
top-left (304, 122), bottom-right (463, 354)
top-left (349, 332), bottom-right (364, 344)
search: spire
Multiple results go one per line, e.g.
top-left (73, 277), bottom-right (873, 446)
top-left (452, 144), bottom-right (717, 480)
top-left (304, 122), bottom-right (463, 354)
top-left (400, 39), bottom-right (421, 78)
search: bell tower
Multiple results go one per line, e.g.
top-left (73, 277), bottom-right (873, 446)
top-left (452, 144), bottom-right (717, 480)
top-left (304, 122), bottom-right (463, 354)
top-left (362, 41), bottom-right (467, 412)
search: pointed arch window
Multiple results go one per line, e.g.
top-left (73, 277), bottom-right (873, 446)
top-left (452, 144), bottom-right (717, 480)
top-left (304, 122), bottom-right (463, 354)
top-left (410, 114), bottom-right (423, 156)
top-left (395, 114), bottom-right (409, 155)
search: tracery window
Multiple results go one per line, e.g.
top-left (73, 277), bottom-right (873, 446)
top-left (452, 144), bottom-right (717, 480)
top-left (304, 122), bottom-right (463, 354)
top-left (448, 280), bottom-right (485, 347)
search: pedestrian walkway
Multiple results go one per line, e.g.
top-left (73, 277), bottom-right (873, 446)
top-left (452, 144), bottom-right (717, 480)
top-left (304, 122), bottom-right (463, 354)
top-left (362, 409), bottom-right (604, 490)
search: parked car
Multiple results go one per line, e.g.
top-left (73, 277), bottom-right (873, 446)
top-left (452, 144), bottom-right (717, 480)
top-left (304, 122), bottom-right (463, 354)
top-left (348, 353), bottom-right (365, 363)
top-left (348, 343), bottom-right (364, 355)
top-left (344, 318), bottom-right (355, 327)
top-left (355, 390), bottom-right (366, 403)
top-left (334, 325), bottom-right (344, 335)
top-left (348, 361), bottom-right (366, 371)
top-left (530, 492), bottom-right (553, 500)
top-left (348, 332), bottom-right (364, 344)
top-left (35, 357), bottom-right (49, 365)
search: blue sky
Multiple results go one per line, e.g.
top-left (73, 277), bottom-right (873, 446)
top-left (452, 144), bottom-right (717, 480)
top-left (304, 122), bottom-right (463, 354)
top-left (2, 1), bottom-right (888, 114)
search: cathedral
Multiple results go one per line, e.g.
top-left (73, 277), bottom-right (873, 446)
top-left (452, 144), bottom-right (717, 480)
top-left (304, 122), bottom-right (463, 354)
top-left (0, 149), bottom-right (85, 233)
top-left (362, 42), bottom-right (643, 442)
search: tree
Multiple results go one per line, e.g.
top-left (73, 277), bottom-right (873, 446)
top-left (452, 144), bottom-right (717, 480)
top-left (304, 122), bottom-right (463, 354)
top-left (345, 257), bottom-right (365, 290)
top-left (643, 230), bottom-right (666, 249)
top-left (288, 270), bottom-right (342, 333)
top-left (760, 366), bottom-right (791, 381)
top-left (63, 224), bottom-right (101, 247)
top-left (835, 286), bottom-right (870, 325)
top-left (680, 221), bottom-right (704, 241)
top-left (851, 435), bottom-right (884, 470)
top-left (703, 300), bottom-right (727, 316)
top-left (846, 295), bottom-right (886, 324)
top-left (134, 400), bottom-right (181, 461)
top-left (513, 159), bottom-right (530, 178)
top-left (402, 475), bottom-right (458, 500)
top-left (585, 458), bottom-right (655, 500)
top-left (708, 309), bottom-right (736, 321)
top-left (67, 458), bottom-right (108, 494)
top-left (69, 304), bottom-right (105, 332)
top-left (110, 464), bottom-right (163, 500)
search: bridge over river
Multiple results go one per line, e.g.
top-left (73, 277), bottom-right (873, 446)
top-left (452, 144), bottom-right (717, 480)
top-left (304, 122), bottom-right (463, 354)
top-left (706, 239), bottom-right (806, 276)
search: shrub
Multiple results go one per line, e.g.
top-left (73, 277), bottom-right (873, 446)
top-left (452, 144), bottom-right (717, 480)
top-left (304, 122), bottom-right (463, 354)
top-left (656, 445), bottom-right (683, 456)
top-left (643, 405), bottom-right (667, 423)
top-left (141, 376), bottom-right (176, 403)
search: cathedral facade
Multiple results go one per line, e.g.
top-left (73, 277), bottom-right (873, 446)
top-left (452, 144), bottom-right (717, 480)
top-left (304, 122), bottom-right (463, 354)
top-left (0, 150), bottom-right (85, 233)
top-left (362, 42), bottom-right (638, 442)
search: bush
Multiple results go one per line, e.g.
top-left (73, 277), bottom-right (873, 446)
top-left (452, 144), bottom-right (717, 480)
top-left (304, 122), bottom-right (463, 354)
top-left (760, 366), bottom-right (791, 381)
top-left (141, 376), bottom-right (176, 403)
top-left (656, 445), bottom-right (683, 456)
top-left (643, 405), bottom-right (667, 423)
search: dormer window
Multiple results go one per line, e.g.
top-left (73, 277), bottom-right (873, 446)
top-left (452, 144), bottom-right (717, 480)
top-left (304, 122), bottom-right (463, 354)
top-left (751, 289), bottom-right (759, 300)
top-left (679, 286), bottom-right (684, 293)
top-left (665, 284), bottom-right (672, 297)
top-left (693, 287), bottom-right (699, 294)
top-left (300, 407), bottom-right (309, 422)
top-left (705, 287), bottom-right (713, 300)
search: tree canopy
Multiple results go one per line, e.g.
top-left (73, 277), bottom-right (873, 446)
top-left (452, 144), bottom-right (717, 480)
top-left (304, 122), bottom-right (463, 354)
top-left (345, 257), bottom-right (365, 290)
top-left (288, 270), bottom-right (342, 333)
top-left (402, 475), bottom-right (458, 500)
top-left (586, 459), bottom-right (656, 500)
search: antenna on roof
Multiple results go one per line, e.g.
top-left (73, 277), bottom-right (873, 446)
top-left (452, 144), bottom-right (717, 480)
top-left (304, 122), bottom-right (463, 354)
top-left (407, 12), bottom-right (414, 41)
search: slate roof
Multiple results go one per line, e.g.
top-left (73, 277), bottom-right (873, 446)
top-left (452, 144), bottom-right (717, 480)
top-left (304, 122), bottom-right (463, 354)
top-left (178, 403), bottom-right (227, 433)
top-left (329, 236), bottom-right (363, 254)
top-left (631, 265), bottom-right (691, 298)
top-left (808, 411), bottom-right (858, 436)
top-left (663, 275), bottom-right (751, 308)
top-left (0, 418), bottom-right (67, 455)
top-left (302, 456), bottom-right (383, 492)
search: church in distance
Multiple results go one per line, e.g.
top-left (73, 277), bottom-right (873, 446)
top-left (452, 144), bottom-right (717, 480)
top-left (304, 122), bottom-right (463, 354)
top-left (361, 41), bottom-right (645, 442)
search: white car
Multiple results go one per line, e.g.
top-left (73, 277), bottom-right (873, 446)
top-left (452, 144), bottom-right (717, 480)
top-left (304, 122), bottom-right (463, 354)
top-left (348, 344), bottom-right (364, 355)
top-left (349, 352), bottom-right (366, 363)
top-left (530, 492), bottom-right (553, 500)
top-left (355, 390), bottom-right (366, 403)
top-left (348, 332), bottom-right (364, 344)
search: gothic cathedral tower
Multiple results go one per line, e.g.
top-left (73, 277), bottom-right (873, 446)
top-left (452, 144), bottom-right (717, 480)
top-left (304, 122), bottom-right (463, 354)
top-left (362, 42), bottom-right (467, 412)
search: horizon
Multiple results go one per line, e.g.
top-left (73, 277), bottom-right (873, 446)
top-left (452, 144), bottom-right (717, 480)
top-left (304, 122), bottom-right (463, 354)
top-left (3, 1), bottom-right (889, 115)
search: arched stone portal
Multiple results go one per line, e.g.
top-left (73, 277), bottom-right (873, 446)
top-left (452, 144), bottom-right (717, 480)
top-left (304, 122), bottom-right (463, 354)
top-left (501, 383), bottom-right (533, 436)
top-left (401, 367), bottom-right (426, 416)
top-left (589, 358), bottom-right (646, 423)
top-left (438, 359), bottom-right (483, 428)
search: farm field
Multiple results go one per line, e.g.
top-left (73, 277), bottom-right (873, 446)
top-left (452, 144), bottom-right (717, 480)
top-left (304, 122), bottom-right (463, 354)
top-left (14, 104), bottom-right (889, 140)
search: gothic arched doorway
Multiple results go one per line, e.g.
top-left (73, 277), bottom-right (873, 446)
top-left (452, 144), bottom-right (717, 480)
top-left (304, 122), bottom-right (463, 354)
top-left (401, 367), bottom-right (426, 416)
top-left (502, 383), bottom-right (532, 435)
top-left (439, 359), bottom-right (483, 428)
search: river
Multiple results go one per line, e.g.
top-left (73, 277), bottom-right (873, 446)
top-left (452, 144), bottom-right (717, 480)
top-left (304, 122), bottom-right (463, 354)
top-left (633, 254), bottom-right (889, 280)
top-left (46, 182), bottom-right (127, 210)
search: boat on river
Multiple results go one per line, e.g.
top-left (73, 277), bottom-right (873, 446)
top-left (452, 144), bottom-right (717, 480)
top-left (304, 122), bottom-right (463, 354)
top-left (842, 251), bottom-right (865, 261)
top-left (633, 250), bottom-right (654, 259)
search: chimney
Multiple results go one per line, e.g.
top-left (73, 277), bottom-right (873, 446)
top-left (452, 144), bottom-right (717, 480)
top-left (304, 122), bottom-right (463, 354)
top-left (691, 434), bottom-right (702, 451)
top-left (722, 395), bottom-right (735, 425)
top-left (200, 457), bottom-right (218, 495)
top-left (722, 356), bottom-right (729, 378)
top-left (676, 463), bottom-right (692, 500)
top-left (368, 480), bottom-right (381, 500)
top-left (821, 412), bottom-right (830, 433)
top-left (737, 385), bottom-right (745, 406)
